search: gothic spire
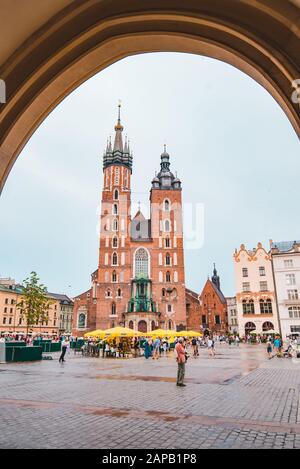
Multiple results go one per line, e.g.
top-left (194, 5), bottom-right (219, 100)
top-left (113, 101), bottom-right (124, 152)
top-left (211, 263), bottom-right (221, 290)
top-left (103, 102), bottom-right (132, 172)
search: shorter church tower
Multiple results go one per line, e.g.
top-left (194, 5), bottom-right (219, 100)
top-left (149, 147), bottom-right (187, 331)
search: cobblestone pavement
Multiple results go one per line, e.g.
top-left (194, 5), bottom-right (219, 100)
top-left (1, 344), bottom-right (300, 449)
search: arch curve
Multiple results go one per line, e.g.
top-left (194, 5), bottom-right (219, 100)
top-left (0, 1), bottom-right (299, 193)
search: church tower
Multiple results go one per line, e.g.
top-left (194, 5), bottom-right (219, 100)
top-left (95, 103), bottom-right (133, 329)
top-left (149, 147), bottom-right (187, 330)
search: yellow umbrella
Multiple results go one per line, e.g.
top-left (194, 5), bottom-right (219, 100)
top-left (176, 330), bottom-right (202, 337)
top-left (84, 329), bottom-right (105, 338)
top-left (147, 329), bottom-right (177, 338)
top-left (103, 326), bottom-right (140, 337)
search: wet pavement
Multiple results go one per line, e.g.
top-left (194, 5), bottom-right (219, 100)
top-left (1, 344), bottom-right (300, 448)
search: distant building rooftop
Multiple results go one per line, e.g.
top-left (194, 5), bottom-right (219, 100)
top-left (271, 240), bottom-right (300, 252)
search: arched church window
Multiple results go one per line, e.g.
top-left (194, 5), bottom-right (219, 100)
top-left (113, 219), bottom-right (118, 231)
top-left (166, 271), bottom-right (171, 283)
top-left (117, 288), bottom-right (122, 297)
top-left (165, 237), bottom-right (170, 248)
top-left (113, 204), bottom-right (118, 215)
top-left (164, 220), bottom-right (171, 232)
top-left (112, 236), bottom-right (118, 248)
top-left (78, 313), bottom-right (86, 329)
top-left (111, 303), bottom-right (116, 315)
top-left (112, 271), bottom-right (117, 282)
top-left (164, 199), bottom-right (170, 212)
top-left (114, 189), bottom-right (119, 200)
top-left (166, 253), bottom-right (171, 266)
top-left (112, 252), bottom-right (118, 266)
top-left (135, 248), bottom-right (149, 278)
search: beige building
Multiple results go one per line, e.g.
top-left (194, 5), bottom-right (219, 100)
top-left (0, 278), bottom-right (73, 335)
top-left (270, 240), bottom-right (300, 338)
top-left (226, 296), bottom-right (238, 334)
top-left (233, 243), bottom-right (279, 337)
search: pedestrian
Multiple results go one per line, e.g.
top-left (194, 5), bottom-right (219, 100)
top-left (152, 337), bottom-right (161, 360)
top-left (235, 336), bottom-right (240, 347)
top-left (59, 337), bottom-right (69, 363)
top-left (175, 337), bottom-right (186, 387)
top-left (273, 335), bottom-right (282, 356)
top-left (191, 337), bottom-right (198, 357)
top-left (266, 338), bottom-right (273, 359)
top-left (133, 338), bottom-right (139, 358)
top-left (144, 339), bottom-right (152, 359)
top-left (207, 336), bottom-right (215, 357)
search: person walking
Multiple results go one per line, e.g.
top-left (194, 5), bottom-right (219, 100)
top-left (191, 337), bottom-right (198, 358)
top-left (144, 339), bottom-right (152, 359)
top-left (207, 336), bottom-right (215, 357)
top-left (152, 337), bottom-right (161, 360)
top-left (273, 335), bottom-right (282, 356)
top-left (175, 337), bottom-right (186, 387)
top-left (266, 338), bottom-right (273, 359)
top-left (59, 337), bottom-right (69, 363)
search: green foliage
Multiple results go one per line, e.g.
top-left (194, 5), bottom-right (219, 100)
top-left (16, 272), bottom-right (53, 333)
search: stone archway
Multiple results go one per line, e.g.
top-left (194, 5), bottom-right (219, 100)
top-left (263, 321), bottom-right (274, 332)
top-left (0, 1), bottom-right (299, 193)
top-left (138, 320), bottom-right (147, 333)
top-left (245, 322), bottom-right (256, 335)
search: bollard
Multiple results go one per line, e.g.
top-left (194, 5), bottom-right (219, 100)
top-left (0, 340), bottom-right (6, 363)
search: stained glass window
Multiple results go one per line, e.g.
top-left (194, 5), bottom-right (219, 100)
top-left (135, 248), bottom-right (149, 278)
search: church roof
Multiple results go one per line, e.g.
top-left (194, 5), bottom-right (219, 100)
top-left (133, 210), bottom-right (146, 221)
top-left (270, 240), bottom-right (300, 252)
top-left (210, 280), bottom-right (227, 305)
top-left (103, 103), bottom-right (132, 171)
top-left (131, 216), bottom-right (151, 240)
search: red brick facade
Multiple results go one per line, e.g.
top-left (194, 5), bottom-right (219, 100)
top-left (72, 111), bottom-right (187, 335)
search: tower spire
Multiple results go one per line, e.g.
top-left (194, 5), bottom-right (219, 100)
top-left (103, 102), bottom-right (132, 172)
top-left (113, 100), bottom-right (124, 152)
top-left (211, 263), bottom-right (221, 290)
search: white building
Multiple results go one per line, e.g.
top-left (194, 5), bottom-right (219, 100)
top-left (270, 240), bottom-right (300, 338)
top-left (233, 242), bottom-right (279, 337)
top-left (226, 297), bottom-right (238, 334)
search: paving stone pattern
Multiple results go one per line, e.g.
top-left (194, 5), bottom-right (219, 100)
top-left (1, 345), bottom-right (300, 448)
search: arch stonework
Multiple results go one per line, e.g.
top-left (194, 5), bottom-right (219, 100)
top-left (0, 1), bottom-right (299, 193)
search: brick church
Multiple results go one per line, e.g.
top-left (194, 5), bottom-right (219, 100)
top-left (73, 106), bottom-right (228, 335)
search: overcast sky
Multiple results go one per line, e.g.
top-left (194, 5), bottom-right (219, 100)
top-left (0, 52), bottom-right (299, 298)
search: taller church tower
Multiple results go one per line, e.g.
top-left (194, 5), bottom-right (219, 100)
top-left (94, 104), bottom-right (133, 329)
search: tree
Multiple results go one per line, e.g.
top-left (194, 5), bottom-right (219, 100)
top-left (16, 272), bottom-right (53, 334)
